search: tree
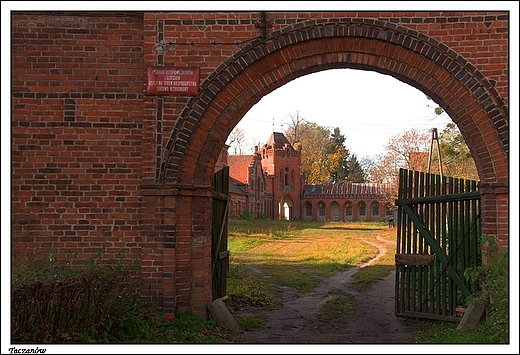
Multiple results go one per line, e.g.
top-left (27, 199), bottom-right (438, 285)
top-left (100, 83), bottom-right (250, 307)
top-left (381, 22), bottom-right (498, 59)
top-left (326, 127), bottom-right (366, 183)
top-left (426, 95), bottom-right (445, 115)
top-left (369, 125), bottom-right (478, 206)
top-left (227, 126), bottom-right (247, 155)
top-left (438, 123), bottom-right (479, 180)
top-left (359, 156), bottom-right (376, 182)
top-left (285, 110), bottom-right (308, 143)
top-left (286, 121), bottom-right (367, 184)
top-left (287, 121), bottom-right (331, 184)
top-left (369, 128), bottom-right (431, 204)
top-left (344, 154), bottom-right (367, 182)
top-left (422, 97), bottom-right (478, 180)
top-left (326, 127), bottom-right (347, 182)
top-left (379, 128), bottom-right (431, 175)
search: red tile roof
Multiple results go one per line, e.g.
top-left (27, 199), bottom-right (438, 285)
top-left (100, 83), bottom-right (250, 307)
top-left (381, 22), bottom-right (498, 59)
top-left (227, 155), bottom-right (254, 184)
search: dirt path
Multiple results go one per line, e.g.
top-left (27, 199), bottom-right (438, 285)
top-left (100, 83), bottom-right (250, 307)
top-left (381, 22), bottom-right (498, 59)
top-left (230, 235), bottom-right (421, 344)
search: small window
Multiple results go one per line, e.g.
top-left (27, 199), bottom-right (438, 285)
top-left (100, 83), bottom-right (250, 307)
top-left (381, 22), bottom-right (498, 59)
top-left (345, 201), bottom-right (353, 216)
top-left (318, 202), bottom-right (326, 216)
top-left (305, 202), bottom-right (312, 216)
top-left (359, 201), bottom-right (366, 216)
top-left (372, 201), bottom-right (380, 216)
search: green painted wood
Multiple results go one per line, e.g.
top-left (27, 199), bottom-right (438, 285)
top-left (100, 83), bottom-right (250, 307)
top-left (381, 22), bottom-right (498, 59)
top-left (395, 168), bottom-right (481, 320)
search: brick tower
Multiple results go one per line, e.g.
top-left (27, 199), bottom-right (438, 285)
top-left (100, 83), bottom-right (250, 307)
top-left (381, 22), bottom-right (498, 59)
top-left (260, 132), bottom-right (302, 220)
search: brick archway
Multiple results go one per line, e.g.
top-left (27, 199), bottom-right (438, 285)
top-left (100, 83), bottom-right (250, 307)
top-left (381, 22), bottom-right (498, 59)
top-left (279, 195), bottom-right (294, 221)
top-left (11, 12), bottom-right (509, 318)
top-left (162, 18), bottom-right (508, 245)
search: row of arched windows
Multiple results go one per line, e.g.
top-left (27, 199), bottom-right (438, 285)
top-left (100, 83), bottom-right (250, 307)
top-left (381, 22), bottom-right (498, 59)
top-left (343, 201), bottom-right (381, 216)
top-left (303, 200), bottom-right (392, 221)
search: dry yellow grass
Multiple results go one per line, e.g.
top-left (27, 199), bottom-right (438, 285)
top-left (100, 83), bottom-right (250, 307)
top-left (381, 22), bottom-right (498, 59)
top-left (228, 219), bottom-right (396, 293)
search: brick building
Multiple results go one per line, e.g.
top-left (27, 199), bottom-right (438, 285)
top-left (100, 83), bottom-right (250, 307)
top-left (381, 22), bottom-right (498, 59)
top-left (218, 132), bottom-right (393, 221)
top-left (10, 11), bottom-right (509, 317)
top-left (301, 182), bottom-right (393, 222)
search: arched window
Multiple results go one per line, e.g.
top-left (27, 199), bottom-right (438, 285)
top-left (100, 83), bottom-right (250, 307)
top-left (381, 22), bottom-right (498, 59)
top-left (305, 201), bottom-right (312, 216)
top-left (345, 201), bottom-right (353, 216)
top-left (330, 201), bottom-right (340, 221)
top-left (372, 201), bottom-right (380, 216)
top-left (359, 201), bottom-right (366, 216)
top-left (318, 202), bottom-right (326, 217)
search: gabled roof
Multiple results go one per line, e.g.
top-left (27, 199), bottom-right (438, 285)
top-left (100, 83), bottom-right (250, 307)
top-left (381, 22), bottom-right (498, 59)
top-left (229, 176), bottom-right (248, 195)
top-left (227, 155), bottom-right (254, 184)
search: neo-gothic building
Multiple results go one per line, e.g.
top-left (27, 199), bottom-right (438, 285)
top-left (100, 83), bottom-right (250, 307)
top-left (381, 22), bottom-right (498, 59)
top-left (216, 132), bottom-right (393, 221)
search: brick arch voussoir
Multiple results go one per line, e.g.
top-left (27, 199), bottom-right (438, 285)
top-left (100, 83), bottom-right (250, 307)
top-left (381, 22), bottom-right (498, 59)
top-left (161, 18), bottom-right (508, 186)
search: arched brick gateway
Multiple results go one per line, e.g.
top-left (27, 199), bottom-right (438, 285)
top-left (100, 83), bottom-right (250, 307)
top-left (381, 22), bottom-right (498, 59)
top-left (11, 11), bottom-right (509, 318)
top-left (147, 13), bottom-right (509, 317)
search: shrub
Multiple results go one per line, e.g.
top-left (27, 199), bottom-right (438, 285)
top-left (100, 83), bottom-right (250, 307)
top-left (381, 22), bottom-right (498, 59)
top-left (464, 236), bottom-right (509, 343)
top-left (11, 249), bottom-right (142, 343)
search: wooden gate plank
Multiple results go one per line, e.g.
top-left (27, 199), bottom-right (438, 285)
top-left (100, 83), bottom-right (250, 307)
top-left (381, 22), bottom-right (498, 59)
top-left (395, 253), bottom-right (435, 265)
top-left (212, 166), bottom-right (230, 300)
top-left (397, 202), bottom-right (472, 298)
top-left (395, 168), bottom-right (481, 321)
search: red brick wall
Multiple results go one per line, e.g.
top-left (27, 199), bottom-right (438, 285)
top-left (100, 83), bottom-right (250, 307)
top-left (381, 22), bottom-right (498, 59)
top-left (11, 12), bottom-right (145, 262)
top-left (11, 11), bottom-right (509, 317)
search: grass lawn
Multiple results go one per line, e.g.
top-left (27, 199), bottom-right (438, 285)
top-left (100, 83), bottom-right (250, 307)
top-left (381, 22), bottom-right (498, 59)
top-left (227, 219), bottom-right (395, 302)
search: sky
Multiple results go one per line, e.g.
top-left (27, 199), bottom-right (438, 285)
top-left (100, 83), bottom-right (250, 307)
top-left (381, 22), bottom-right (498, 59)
top-left (232, 68), bottom-right (454, 160)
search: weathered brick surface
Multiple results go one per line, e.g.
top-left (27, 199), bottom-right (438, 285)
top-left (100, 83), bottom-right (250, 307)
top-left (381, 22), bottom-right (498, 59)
top-left (11, 11), bottom-right (509, 317)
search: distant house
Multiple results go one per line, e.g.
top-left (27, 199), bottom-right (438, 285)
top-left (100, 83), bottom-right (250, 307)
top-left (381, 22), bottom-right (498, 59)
top-left (227, 151), bottom-right (274, 219)
top-left (216, 132), bottom-right (393, 221)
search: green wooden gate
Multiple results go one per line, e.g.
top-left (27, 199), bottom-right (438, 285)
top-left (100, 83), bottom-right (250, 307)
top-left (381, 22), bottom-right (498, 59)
top-left (212, 166), bottom-right (230, 300)
top-left (394, 168), bottom-right (481, 321)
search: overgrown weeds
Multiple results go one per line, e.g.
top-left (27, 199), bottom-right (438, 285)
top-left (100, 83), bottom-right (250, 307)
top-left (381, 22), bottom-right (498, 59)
top-left (416, 235), bottom-right (509, 344)
top-left (463, 236), bottom-right (509, 343)
top-left (11, 249), bottom-right (231, 344)
top-left (226, 263), bottom-right (276, 309)
top-left (12, 249), bottom-right (142, 343)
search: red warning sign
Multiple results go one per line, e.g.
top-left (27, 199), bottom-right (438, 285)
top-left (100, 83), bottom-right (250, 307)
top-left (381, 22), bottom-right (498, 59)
top-left (146, 67), bottom-right (199, 95)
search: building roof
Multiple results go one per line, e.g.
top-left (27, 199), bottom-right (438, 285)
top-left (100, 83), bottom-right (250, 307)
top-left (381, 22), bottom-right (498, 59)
top-left (266, 132), bottom-right (293, 149)
top-left (227, 155), bottom-right (254, 184)
top-left (229, 176), bottom-right (248, 195)
top-left (303, 182), bottom-right (391, 196)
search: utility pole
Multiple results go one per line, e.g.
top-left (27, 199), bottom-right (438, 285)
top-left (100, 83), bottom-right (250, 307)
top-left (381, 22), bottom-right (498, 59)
top-left (427, 128), bottom-right (443, 177)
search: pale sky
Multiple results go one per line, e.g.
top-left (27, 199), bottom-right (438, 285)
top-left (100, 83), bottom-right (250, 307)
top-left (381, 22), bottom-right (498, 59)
top-left (232, 68), bottom-right (454, 160)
